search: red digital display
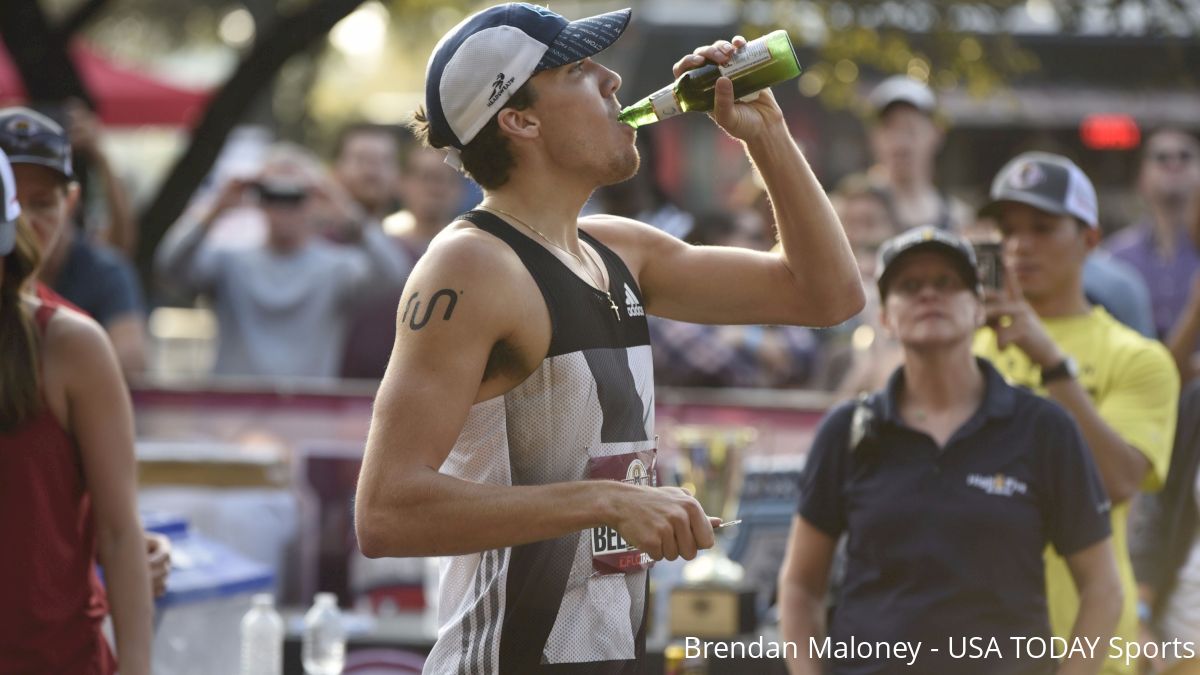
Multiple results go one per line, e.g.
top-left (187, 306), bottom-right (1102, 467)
top-left (1080, 115), bottom-right (1141, 150)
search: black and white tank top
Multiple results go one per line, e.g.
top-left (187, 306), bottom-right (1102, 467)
top-left (423, 209), bottom-right (655, 675)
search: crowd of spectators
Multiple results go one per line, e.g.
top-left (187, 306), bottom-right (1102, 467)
top-left (3, 68), bottom-right (1199, 671)
top-left (12, 79), bottom-right (1190, 398)
top-left (6, 86), bottom-right (1195, 399)
top-left (3, 75), bottom-right (1194, 387)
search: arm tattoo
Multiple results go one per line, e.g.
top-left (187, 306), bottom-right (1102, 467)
top-left (402, 288), bottom-right (460, 330)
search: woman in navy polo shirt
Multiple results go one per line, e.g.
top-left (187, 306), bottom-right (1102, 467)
top-left (779, 227), bottom-right (1122, 675)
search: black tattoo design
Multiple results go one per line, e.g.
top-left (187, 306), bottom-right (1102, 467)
top-left (402, 289), bottom-right (460, 330)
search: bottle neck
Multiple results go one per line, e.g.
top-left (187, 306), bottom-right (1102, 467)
top-left (649, 85), bottom-right (683, 120)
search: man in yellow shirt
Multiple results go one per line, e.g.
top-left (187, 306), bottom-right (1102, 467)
top-left (974, 152), bottom-right (1179, 675)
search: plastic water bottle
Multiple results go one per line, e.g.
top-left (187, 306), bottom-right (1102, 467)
top-left (302, 592), bottom-right (346, 675)
top-left (240, 593), bottom-right (284, 675)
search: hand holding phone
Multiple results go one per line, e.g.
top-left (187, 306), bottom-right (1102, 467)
top-left (973, 241), bottom-right (1004, 292)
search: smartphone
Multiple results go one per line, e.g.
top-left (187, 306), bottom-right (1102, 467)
top-left (973, 241), bottom-right (1004, 292)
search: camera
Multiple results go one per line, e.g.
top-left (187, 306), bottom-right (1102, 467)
top-left (249, 180), bottom-right (308, 205)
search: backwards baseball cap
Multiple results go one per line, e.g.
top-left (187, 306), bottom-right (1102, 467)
top-left (979, 151), bottom-right (1098, 227)
top-left (0, 147), bottom-right (21, 257)
top-left (876, 226), bottom-right (979, 299)
top-left (424, 3), bottom-right (631, 155)
top-left (868, 75), bottom-right (937, 117)
top-left (0, 107), bottom-right (73, 180)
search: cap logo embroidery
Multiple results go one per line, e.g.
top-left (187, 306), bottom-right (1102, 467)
top-left (488, 72), bottom-right (515, 107)
top-left (1009, 162), bottom-right (1045, 190)
top-left (5, 118), bottom-right (32, 135)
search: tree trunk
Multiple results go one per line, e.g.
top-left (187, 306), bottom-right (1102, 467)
top-left (135, 0), bottom-right (368, 283)
top-left (0, 0), bottom-right (95, 106)
top-left (56, 0), bottom-right (113, 42)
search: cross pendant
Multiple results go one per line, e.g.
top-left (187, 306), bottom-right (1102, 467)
top-left (606, 294), bottom-right (621, 321)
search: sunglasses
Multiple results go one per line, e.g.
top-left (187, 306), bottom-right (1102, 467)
top-left (1149, 149), bottom-right (1197, 167)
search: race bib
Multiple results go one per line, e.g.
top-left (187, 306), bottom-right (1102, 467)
top-left (587, 449), bottom-right (657, 575)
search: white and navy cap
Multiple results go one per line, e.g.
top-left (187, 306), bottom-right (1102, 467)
top-left (425, 3), bottom-right (631, 153)
top-left (0, 147), bottom-right (21, 257)
top-left (980, 151), bottom-right (1099, 228)
top-left (868, 75), bottom-right (937, 116)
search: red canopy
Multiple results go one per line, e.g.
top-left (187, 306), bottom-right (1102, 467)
top-left (0, 40), bottom-right (210, 127)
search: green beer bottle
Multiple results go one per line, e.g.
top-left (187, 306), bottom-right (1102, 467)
top-left (618, 30), bottom-right (800, 128)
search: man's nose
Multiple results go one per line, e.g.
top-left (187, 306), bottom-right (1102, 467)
top-left (598, 63), bottom-right (622, 97)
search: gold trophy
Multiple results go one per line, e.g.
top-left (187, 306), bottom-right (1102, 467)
top-left (667, 425), bottom-right (757, 638)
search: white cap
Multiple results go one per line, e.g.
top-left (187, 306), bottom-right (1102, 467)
top-left (424, 3), bottom-right (631, 150)
top-left (868, 75), bottom-right (937, 116)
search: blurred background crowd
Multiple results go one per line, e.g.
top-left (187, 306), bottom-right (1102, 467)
top-left (2, 0), bottom-right (1197, 392)
top-left (2, 0), bottom-right (1199, 672)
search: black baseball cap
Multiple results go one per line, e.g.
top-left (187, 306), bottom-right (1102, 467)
top-left (876, 226), bottom-right (979, 299)
top-left (0, 107), bottom-right (74, 180)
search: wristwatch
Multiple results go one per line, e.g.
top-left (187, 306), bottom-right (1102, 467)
top-left (1041, 357), bottom-right (1078, 385)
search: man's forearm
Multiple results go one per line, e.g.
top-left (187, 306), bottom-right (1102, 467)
top-left (91, 153), bottom-right (138, 257)
top-left (1044, 378), bottom-right (1146, 503)
top-left (359, 223), bottom-right (411, 288)
top-left (745, 126), bottom-right (863, 325)
top-left (1166, 295), bottom-right (1200, 383)
top-left (154, 210), bottom-right (215, 287)
top-left (356, 468), bottom-right (623, 558)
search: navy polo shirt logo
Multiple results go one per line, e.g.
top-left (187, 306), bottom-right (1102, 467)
top-left (966, 472), bottom-right (1028, 497)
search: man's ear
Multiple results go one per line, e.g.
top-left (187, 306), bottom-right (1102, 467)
top-left (879, 301), bottom-right (895, 337)
top-left (65, 181), bottom-right (82, 214)
top-left (496, 106), bottom-right (539, 141)
top-left (1081, 223), bottom-right (1101, 251)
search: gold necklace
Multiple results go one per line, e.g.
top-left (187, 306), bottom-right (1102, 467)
top-left (479, 204), bottom-right (621, 322)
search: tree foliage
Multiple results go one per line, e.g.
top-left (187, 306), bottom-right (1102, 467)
top-left (736, 0), bottom-right (1199, 110)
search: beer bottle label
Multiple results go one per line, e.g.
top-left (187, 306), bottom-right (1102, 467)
top-left (718, 39), bottom-right (770, 79)
top-left (649, 86), bottom-right (682, 120)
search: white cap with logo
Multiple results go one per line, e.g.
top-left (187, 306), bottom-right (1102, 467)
top-left (423, 2), bottom-right (631, 167)
top-left (980, 151), bottom-right (1099, 228)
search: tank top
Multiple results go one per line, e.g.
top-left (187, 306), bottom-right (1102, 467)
top-left (0, 303), bottom-right (115, 675)
top-left (422, 210), bottom-right (655, 675)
